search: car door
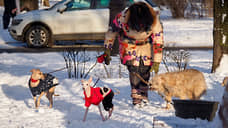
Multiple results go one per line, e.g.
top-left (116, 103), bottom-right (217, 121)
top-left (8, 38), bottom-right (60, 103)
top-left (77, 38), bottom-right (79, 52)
top-left (53, 0), bottom-right (93, 35)
top-left (88, 0), bottom-right (110, 33)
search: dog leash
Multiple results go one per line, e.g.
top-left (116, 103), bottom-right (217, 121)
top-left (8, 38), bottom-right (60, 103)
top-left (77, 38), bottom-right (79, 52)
top-left (132, 72), bottom-right (150, 86)
top-left (92, 78), bottom-right (120, 95)
top-left (47, 67), bottom-right (67, 74)
top-left (93, 78), bottom-right (100, 87)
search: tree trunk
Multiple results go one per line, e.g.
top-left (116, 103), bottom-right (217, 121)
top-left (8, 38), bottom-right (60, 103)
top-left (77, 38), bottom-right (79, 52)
top-left (43, 0), bottom-right (50, 7)
top-left (212, 0), bottom-right (228, 73)
top-left (206, 0), bottom-right (214, 17)
top-left (164, 0), bottom-right (188, 18)
top-left (0, 0), bottom-right (3, 6)
top-left (20, 0), bottom-right (38, 11)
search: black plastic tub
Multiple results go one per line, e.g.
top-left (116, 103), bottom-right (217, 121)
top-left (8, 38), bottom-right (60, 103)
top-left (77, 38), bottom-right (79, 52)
top-left (173, 99), bottom-right (219, 121)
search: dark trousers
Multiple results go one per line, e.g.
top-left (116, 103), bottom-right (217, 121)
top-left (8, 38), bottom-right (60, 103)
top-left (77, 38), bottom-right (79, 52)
top-left (3, 9), bottom-right (15, 29)
top-left (3, 0), bottom-right (16, 29)
top-left (127, 65), bottom-right (150, 105)
top-left (3, 10), bottom-right (11, 29)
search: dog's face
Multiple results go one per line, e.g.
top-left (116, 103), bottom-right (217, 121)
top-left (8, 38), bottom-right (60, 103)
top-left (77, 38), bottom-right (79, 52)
top-left (30, 69), bottom-right (45, 80)
top-left (81, 77), bottom-right (93, 90)
top-left (222, 77), bottom-right (228, 87)
top-left (81, 77), bottom-right (93, 98)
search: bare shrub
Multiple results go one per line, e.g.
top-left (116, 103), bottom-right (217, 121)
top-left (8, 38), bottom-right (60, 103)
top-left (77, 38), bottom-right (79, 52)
top-left (62, 49), bottom-right (97, 79)
top-left (162, 49), bottom-right (191, 72)
top-left (99, 58), bottom-right (126, 79)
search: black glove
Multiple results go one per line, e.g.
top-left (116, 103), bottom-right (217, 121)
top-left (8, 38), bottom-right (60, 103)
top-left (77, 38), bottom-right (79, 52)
top-left (104, 48), bottom-right (111, 65)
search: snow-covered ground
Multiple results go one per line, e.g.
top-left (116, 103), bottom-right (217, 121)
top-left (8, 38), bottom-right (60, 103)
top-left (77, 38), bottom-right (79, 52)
top-left (0, 50), bottom-right (227, 128)
top-left (0, 1), bottom-right (227, 128)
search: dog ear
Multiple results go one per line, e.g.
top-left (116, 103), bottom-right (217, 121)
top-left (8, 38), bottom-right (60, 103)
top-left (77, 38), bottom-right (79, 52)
top-left (88, 77), bottom-right (93, 84)
top-left (81, 80), bottom-right (85, 83)
top-left (222, 77), bottom-right (228, 87)
top-left (30, 69), bottom-right (35, 73)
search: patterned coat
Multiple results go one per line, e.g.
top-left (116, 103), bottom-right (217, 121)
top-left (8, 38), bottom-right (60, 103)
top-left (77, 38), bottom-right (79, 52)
top-left (29, 73), bottom-right (58, 97)
top-left (104, 3), bottom-right (164, 66)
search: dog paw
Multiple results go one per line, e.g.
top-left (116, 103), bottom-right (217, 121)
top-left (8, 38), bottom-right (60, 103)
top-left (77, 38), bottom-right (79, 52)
top-left (105, 116), bottom-right (111, 121)
top-left (101, 116), bottom-right (108, 121)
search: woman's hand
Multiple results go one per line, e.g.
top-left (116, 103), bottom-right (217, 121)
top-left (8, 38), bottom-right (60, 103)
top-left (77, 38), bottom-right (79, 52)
top-left (97, 49), bottom-right (111, 65)
top-left (150, 62), bottom-right (160, 74)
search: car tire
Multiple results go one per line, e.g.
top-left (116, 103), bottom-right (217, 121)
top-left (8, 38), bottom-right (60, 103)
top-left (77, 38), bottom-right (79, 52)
top-left (26, 25), bottom-right (50, 48)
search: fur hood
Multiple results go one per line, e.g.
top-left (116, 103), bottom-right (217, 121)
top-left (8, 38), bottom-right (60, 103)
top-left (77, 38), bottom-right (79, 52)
top-left (117, 2), bottom-right (162, 40)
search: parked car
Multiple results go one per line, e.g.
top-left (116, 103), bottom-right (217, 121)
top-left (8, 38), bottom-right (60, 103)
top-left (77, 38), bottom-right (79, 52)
top-left (9, 0), bottom-right (159, 48)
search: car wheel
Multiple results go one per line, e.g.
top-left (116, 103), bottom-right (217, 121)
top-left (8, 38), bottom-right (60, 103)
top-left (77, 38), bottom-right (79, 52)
top-left (26, 25), bottom-right (50, 47)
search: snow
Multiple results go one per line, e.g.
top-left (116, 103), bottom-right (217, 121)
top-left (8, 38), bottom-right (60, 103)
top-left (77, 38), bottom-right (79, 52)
top-left (216, 54), bottom-right (228, 74)
top-left (1, 51), bottom-right (227, 128)
top-left (163, 19), bottom-right (213, 47)
top-left (0, 1), bottom-right (227, 128)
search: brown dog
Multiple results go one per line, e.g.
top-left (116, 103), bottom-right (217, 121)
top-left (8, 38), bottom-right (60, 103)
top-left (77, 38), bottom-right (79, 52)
top-left (81, 77), bottom-right (114, 122)
top-left (29, 69), bottom-right (59, 108)
top-left (219, 77), bottom-right (228, 128)
top-left (149, 69), bottom-right (207, 109)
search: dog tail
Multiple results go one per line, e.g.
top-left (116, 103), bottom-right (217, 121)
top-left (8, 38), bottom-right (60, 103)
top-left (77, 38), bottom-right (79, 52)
top-left (54, 94), bottom-right (60, 96)
top-left (114, 88), bottom-right (120, 95)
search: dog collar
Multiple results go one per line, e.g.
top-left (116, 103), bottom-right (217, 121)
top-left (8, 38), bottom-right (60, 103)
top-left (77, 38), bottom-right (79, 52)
top-left (31, 78), bottom-right (38, 83)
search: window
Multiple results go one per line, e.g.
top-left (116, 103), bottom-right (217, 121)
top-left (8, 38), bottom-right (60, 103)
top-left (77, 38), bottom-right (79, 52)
top-left (96, 0), bottom-right (110, 8)
top-left (126, 0), bottom-right (134, 6)
top-left (66, 0), bottom-right (91, 11)
top-left (96, 0), bottom-right (134, 9)
top-left (49, 0), bottom-right (67, 10)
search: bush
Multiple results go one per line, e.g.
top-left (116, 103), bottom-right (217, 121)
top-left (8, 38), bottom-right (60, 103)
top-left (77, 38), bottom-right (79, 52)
top-left (163, 49), bottom-right (191, 72)
top-left (62, 49), bottom-right (97, 79)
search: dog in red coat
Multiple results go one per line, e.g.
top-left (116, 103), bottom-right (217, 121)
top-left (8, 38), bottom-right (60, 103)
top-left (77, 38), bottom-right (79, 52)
top-left (81, 77), bottom-right (114, 122)
top-left (219, 77), bottom-right (228, 128)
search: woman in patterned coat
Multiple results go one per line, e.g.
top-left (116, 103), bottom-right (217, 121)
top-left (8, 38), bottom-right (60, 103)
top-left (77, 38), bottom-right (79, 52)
top-left (98, 0), bottom-right (164, 107)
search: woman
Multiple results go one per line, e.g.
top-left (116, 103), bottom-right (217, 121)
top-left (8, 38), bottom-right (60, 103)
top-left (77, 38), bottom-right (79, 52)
top-left (98, 0), bottom-right (164, 107)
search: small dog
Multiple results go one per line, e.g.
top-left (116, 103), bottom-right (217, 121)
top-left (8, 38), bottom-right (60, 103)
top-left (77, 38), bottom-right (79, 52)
top-left (29, 69), bottom-right (59, 108)
top-left (81, 77), bottom-right (114, 122)
top-left (149, 69), bottom-right (207, 109)
top-left (219, 77), bottom-right (228, 128)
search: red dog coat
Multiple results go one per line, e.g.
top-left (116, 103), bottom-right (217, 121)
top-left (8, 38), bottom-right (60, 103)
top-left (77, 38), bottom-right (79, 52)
top-left (84, 86), bottom-right (112, 107)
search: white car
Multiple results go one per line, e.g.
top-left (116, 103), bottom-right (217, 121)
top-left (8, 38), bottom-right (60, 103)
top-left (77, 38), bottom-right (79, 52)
top-left (9, 0), bottom-right (158, 47)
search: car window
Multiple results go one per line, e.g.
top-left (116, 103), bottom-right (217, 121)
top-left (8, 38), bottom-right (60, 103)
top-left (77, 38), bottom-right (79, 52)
top-left (48, 0), bottom-right (67, 10)
top-left (96, 0), bottom-right (134, 9)
top-left (66, 0), bottom-right (91, 11)
top-left (145, 0), bottom-right (158, 8)
top-left (96, 0), bottom-right (110, 8)
top-left (126, 0), bottom-right (134, 6)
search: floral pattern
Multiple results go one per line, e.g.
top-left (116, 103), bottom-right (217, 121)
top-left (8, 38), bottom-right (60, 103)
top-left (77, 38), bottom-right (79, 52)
top-left (104, 5), bottom-right (164, 66)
